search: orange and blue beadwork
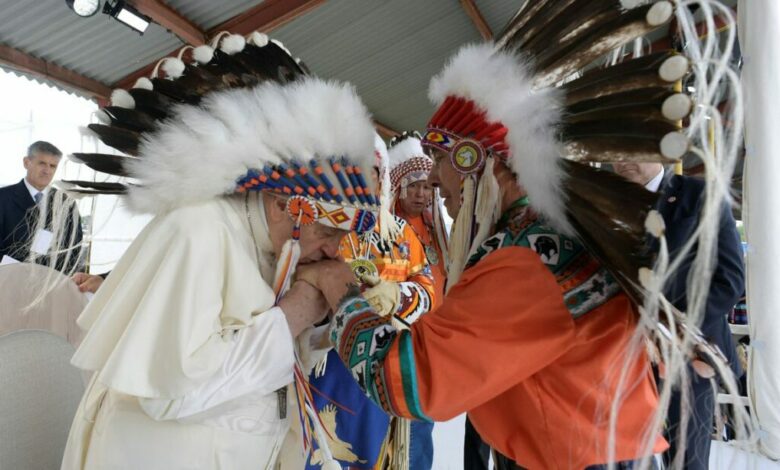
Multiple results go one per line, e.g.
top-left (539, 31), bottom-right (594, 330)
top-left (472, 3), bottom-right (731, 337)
top-left (234, 158), bottom-right (380, 234)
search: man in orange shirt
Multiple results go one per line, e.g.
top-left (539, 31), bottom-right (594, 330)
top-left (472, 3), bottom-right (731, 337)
top-left (298, 43), bottom-right (670, 469)
top-left (387, 132), bottom-right (448, 308)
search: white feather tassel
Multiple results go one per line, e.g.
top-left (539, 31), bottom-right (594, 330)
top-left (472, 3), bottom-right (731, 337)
top-left (304, 401), bottom-right (341, 470)
top-left (376, 134), bottom-right (400, 242)
top-left (247, 31), bottom-right (269, 47)
top-left (220, 34), bottom-right (246, 55)
top-left (391, 418), bottom-right (411, 470)
top-left (445, 175), bottom-right (477, 291)
top-left (193, 45), bottom-right (214, 64)
top-left (133, 77), bottom-right (153, 90)
top-left (110, 89), bottom-right (135, 109)
top-left (273, 238), bottom-right (301, 301)
top-left (432, 189), bottom-right (450, 266)
top-left (468, 157), bottom-right (501, 260)
top-left (160, 58), bottom-right (185, 79)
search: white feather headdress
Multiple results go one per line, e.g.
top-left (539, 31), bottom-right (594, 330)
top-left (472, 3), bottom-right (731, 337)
top-left (127, 78), bottom-right (377, 215)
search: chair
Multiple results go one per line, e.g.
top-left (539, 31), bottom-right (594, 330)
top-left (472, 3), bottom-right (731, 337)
top-left (0, 330), bottom-right (85, 470)
top-left (0, 263), bottom-right (88, 348)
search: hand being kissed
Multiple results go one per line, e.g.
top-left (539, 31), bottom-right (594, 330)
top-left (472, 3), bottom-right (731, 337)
top-left (295, 259), bottom-right (358, 312)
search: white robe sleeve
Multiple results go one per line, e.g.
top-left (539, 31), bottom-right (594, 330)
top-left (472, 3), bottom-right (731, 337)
top-left (296, 324), bottom-right (332, 375)
top-left (71, 202), bottom-right (289, 400)
top-left (138, 307), bottom-right (294, 421)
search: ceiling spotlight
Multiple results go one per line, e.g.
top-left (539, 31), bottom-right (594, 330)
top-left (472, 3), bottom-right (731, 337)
top-left (103, 0), bottom-right (151, 34)
top-left (65, 0), bottom-right (101, 17)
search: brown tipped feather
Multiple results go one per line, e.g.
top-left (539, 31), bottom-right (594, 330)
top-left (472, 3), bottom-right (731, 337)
top-left (535, 3), bottom-right (673, 87)
top-left (561, 160), bottom-right (657, 303)
top-left (496, 0), bottom-right (553, 48)
top-left (65, 188), bottom-right (128, 196)
top-left (162, 64), bottom-right (231, 100)
top-left (70, 153), bottom-right (134, 177)
top-left (562, 51), bottom-right (684, 105)
top-left (150, 77), bottom-right (202, 104)
top-left (564, 88), bottom-right (688, 122)
top-left (562, 164), bottom-right (732, 369)
top-left (128, 89), bottom-right (175, 120)
top-left (241, 42), bottom-right (306, 83)
top-left (565, 74), bottom-right (679, 107)
top-left (102, 106), bottom-right (158, 133)
top-left (61, 180), bottom-right (128, 193)
top-left (565, 104), bottom-right (668, 123)
top-left (522, 0), bottom-right (621, 57)
top-left (87, 124), bottom-right (140, 156)
top-left (501, 0), bottom-right (582, 52)
top-left (562, 118), bottom-right (678, 140)
top-left (204, 49), bottom-right (254, 87)
top-left (563, 136), bottom-right (680, 163)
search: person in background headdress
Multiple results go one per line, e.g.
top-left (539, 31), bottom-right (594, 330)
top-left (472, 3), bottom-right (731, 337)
top-left (387, 131), bottom-right (448, 309)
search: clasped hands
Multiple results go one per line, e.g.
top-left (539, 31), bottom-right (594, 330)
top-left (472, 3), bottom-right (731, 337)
top-left (278, 259), bottom-right (400, 337)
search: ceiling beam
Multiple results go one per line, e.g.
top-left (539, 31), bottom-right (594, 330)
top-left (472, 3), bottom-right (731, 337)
top-left (114, 0), bottom-right (325, 89)
top-left (460, 0), bottom-right (493, 41)
top-left (128, 0), bottom-right (206, 45)
top-left (374, 120), bottom-right (400, 139)
top-left (208, 0), bottom-right (325, 37)
top-left (0, 44), bottom-right (111, 100)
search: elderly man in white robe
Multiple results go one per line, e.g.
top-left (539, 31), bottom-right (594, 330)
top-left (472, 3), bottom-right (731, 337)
top-left (60, 34), bottom-right (381, 470)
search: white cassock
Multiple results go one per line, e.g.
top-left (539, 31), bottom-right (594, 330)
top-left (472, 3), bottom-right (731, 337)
top-left (61, 193), bottom-right (299, 470)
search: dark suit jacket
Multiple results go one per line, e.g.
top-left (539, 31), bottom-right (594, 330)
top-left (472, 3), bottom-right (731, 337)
top-left (657, 173), bottom-right (744, 377)
top-left (0, 179), bottom-right (84, 272)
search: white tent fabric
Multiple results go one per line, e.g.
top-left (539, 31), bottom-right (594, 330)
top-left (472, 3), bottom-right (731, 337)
top-left (739, 0), bottom-right (780, 460)
top-left (710, 441), bottom-right (780, 469)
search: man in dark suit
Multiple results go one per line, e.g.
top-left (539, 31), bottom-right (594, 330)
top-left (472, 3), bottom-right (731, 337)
top-left (0, 141), bottom-right (83, 272)
top-left (614, 162), bottom-right (744, 470)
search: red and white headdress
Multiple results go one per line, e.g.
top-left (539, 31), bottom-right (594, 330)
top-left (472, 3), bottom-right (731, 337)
top-left (420, 1), bottom-right (749, 460)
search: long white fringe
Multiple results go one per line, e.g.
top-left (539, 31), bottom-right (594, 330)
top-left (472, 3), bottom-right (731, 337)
top-left (603, 2), bottom-right (755, 469)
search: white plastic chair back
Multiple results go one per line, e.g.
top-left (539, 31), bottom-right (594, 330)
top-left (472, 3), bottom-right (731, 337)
top-left (0, 263), bottom-right (87, 348)
top-left (0, 329), bottom-right (85, 470)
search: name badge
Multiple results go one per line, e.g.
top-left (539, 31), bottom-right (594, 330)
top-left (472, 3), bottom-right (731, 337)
top-left (30, 229), bottom-right (54, 255)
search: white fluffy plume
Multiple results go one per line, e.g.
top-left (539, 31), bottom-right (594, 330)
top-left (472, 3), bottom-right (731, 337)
top-left (193, 45), bottom-right (214, 64)
top-left (220, 34), bottom-right (246, 55)
top-left (110, 88), bottom-right (135, 109)
top-left (127, 78), bottom-right (377, 214)
top-left (428, 43), bottom-right (570, 233)
top-left (133, 77), bottom-right (153, 90)
top-left (248, 31), bottom-right (269, 47)
top-left (160, 58), bottom-right (185, 79)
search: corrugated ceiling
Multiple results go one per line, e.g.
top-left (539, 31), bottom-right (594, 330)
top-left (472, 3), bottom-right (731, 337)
top-left (0, 0), bottom-right (742, 138)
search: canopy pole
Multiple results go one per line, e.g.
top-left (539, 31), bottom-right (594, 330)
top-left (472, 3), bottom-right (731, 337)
top-left (739, 0), bottom-right (780, 459)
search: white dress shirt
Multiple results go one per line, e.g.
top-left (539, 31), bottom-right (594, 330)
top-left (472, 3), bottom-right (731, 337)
top-left (23, 178), bottom-right (46, 203)
top-left (645, 168), bottom-right (665, 193)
